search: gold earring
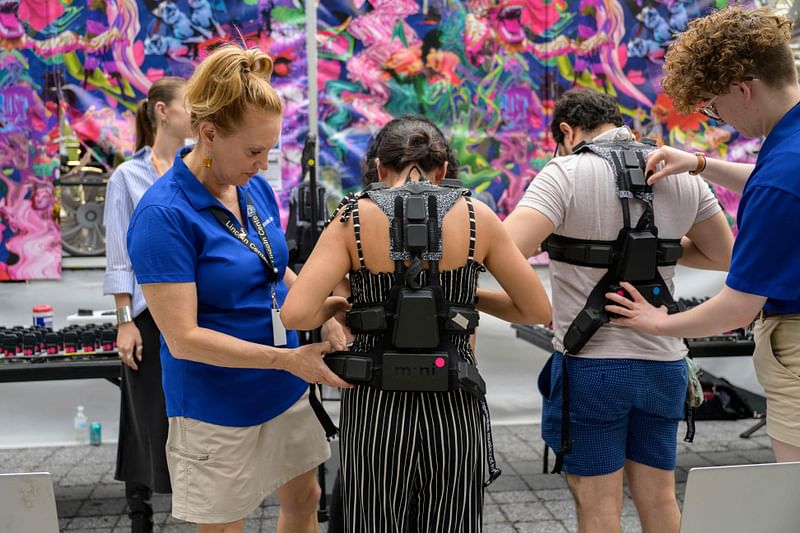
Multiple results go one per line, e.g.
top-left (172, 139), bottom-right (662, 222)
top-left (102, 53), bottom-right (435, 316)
top-left (202, 157), bottom-right (212, 168)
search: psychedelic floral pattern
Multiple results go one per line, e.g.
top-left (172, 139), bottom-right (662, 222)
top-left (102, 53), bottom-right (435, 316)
top-left (1, 0), bottom-right (308, 279)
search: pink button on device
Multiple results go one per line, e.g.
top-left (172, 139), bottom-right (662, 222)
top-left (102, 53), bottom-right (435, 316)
top-left (434, 357), bottom-right (446, 368)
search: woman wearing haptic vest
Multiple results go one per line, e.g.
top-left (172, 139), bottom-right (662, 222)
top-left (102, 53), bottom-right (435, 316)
top-left (282, 116), bottom-right (552, 532)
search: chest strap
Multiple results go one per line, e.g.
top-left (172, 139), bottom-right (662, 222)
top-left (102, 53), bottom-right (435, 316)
top-left (544, 234), bottom-right (683, 269)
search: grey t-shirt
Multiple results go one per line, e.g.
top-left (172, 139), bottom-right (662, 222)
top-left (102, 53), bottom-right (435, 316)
top-left (519, 127), bottom-right (721, 360)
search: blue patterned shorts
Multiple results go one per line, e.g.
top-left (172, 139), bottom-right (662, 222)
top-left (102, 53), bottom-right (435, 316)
top-left (539, 351), bottom-right (688, 476)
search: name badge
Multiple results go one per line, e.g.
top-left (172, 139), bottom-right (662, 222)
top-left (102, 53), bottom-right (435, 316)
top-left (271, 308), bottom-right (287, 347)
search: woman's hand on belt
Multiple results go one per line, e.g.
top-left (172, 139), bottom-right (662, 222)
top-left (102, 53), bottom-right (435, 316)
top-left (286, 341), bottom-right (353, 388)
top-left (321, 316), bottom-right (351, 351)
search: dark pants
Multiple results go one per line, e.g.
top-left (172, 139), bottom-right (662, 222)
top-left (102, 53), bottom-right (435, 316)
top-left (126, 480), bottom-right (154, 532)
top-left (115, 310), bottom-right (171, 532)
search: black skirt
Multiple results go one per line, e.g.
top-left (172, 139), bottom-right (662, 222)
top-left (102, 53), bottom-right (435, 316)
top-left (114, 309), bottom-right (171, 493)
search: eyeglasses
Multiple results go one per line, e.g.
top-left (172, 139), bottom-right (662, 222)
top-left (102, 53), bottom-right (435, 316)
top-left (699, 94), bottom-right (723, 122)
top-left (698, 77), bottom-right (758, 123)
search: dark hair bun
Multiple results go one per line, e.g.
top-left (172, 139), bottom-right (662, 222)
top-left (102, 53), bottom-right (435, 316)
top-left (361, 115), bottom-right (456, 185)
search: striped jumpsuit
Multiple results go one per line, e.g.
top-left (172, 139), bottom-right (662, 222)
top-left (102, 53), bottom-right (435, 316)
top-left (338, 195), bottom-right (487, 532)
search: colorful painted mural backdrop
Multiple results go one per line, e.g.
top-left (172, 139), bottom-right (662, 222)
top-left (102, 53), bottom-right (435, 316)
top-left (316, 0), bottom-right (761, 231)
top-left (0, 0), bottom-right (785, 279)
top-left (0, 0), bottom-right (308, 280)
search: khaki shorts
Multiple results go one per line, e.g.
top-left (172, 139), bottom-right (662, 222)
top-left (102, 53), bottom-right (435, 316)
top-left (753, 314), bottom-right (800, 447)
top-left (166, 391), bottom-right (330, 524)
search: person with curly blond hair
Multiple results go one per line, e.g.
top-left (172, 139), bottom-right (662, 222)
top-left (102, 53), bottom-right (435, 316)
top-left (606, 7), bottom-right (800, 465)
top-left (127, 43), bottom-right (350, 533)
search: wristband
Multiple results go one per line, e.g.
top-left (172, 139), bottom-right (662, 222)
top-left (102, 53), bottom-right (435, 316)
top-left (116, 306), bottom-right (134, 324)
top-left (688, 152), bottom-right (707, 175)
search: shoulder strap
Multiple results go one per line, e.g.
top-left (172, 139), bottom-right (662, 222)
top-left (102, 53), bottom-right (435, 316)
top-left (391, 195), bottom-right (406, 286)
top-left (465, 196), bottom-right (477, 262)
top-left (328, 192), bottom-right (359, 227)
top-left (351, 200), bottom-right (366, 270)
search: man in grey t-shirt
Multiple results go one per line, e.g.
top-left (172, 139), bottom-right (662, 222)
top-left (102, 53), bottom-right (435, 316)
top-left (505, 89), bottom-right (733, 533)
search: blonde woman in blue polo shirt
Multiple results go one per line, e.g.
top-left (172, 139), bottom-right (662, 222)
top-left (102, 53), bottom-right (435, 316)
top-left (127, 44), bottom-right (350, 533)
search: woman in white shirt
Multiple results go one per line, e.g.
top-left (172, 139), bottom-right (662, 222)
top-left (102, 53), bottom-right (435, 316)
top-left (102, 76), bottom-right (190, 533)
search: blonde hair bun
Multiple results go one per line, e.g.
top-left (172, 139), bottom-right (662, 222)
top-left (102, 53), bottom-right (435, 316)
top-left (185, 43), bottom-right (282, 135)
top-left (244, 48), bottom-right (274, 80)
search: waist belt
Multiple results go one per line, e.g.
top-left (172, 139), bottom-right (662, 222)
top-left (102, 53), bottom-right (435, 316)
top-left (325, 351), bottom-right (486, 398)
top-left (325, 350), bottom-right (501, 486)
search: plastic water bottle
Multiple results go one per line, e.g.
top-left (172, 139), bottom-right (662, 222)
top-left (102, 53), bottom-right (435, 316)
top-left (73, 406), bottom-right (88, 445)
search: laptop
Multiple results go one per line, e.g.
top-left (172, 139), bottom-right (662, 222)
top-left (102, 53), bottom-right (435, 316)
top-left (680, 461), bottom-right (800, 533)
top-left (0, 472), bottom-right (59, 533)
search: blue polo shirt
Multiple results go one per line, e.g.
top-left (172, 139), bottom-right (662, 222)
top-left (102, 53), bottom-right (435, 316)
top-left (127, 147), bottom-right (305, 427)
top-left (726, 102), bottom-right (800, 314)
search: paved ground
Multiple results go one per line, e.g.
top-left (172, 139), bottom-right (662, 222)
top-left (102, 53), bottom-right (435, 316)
top-left (0, 418), bottom-right (774, 532)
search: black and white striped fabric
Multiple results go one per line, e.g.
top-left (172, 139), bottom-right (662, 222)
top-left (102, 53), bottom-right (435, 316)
top-left (339, 196), bottom-right (487, 532)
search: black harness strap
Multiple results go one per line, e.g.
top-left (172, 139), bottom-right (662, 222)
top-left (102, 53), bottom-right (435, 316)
top-left (426, 193), bottom-right (440, 287)
top-left (552, 350), bottom-right (571, 474)
top-left (309, 384), bottom-right (338, 439)
top-left (610, 150), bottom-right (633, 229)
top-left (561, 270), bottom-right (616, 355)
top-left (544, 234), bottom-right (682, 269)
top-left (392, 195), bottom-right (406, 290)
top-left (685, 405), bottom-right (696, 443)
top-left (481, 397), bottom-right (502, 485)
